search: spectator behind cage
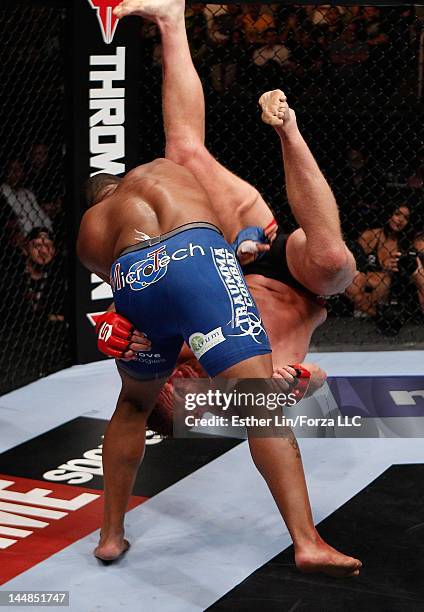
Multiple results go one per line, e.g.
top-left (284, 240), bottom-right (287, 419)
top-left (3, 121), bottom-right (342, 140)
top-left (353, 7), bottom-right (389, 50)
top-left (0, 227), bottom-right (67, 377)
top-left (345, 203), bottom-right (412, 317)
top-left (19, 228), bottom-right (64, 321)
top-left (0, 159), bottom-right (52, 237)
top-left (252, 28), bottom-right (291, 67)
top-left (240, 4), bottom-right (275, 44)
top-left (25, 143), bottom-right (64, 223)
top-left (204, 4), bottom-right (232, 44)
top-left (329, 22), bottom-right (369, 82)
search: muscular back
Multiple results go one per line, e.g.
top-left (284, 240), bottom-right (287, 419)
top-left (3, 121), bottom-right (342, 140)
top-left (77, 158), bottom-right (218, 280)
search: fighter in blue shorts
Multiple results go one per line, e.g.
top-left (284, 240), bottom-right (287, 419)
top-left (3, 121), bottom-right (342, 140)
top-left (78, 153), bottom-right (278, 565)
top-left (111, 222), bottom-right (270, 380)
top-left (78, 0), bottom-right (361, 579)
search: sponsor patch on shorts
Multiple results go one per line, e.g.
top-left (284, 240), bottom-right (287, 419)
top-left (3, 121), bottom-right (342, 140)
top-left (189, 327), bottom-right (226, 359)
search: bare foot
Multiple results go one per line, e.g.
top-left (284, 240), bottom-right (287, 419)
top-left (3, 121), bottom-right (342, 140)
top-left (295, 540), bottom-right (362, 578)
top-left (113, 0), bottom-right (184, 23)
top-left (258, 89), bottom-right (296, 134)
top-left (94, 535), bottom-right (130, 563)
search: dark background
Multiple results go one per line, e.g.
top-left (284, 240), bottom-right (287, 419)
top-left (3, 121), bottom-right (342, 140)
top-left (0, 1), bottom-right (423, 395)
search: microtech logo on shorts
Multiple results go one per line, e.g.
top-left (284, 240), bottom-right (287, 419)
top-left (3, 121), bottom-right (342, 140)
top-left (112, 243), bottom-right (205, 291)
top-left (0, 475), bottom-right (145, 584)
top-left (189, 327), bottom-right (226, 359)
top-left (211, 248), bottom-right (267, 343)
top-left (87, 0), bottom-right (121, 44)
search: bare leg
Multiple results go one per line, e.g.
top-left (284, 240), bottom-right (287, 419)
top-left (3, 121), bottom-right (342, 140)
top-left (221, 356), bottom-right (362, 577)
top-left (160, 5), bottom-right (275, 241)
top-left (94, 371), bottom-right (165, 561)
top-left (259, 91), bottom-right (356, 295)
top-left (248, 436), bottom-right (362, 577)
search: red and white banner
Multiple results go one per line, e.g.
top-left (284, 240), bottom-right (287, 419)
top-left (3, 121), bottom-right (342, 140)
top-left (69, 1), bottom-right (140, 364)
top-left (0, 474), bottom-right (145, 584)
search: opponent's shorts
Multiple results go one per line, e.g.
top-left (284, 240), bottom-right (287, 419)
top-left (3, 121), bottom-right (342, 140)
top-left (242, 230), bottom-right (325, 306)
top-left (111, 222), bottom-right (271, 380)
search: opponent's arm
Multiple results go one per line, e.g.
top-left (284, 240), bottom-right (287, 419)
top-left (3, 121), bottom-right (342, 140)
top-left (273, 363), bottom-right (326, 399)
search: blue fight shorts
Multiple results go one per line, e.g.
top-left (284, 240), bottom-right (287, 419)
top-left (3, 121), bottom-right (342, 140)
top-left (111, 222), bottom-right (271, 380)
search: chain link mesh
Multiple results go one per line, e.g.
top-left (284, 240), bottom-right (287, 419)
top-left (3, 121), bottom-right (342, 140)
top-left (139, 4), bottom-right (424, 349)
top-left (1, 3), bottom-right (423, 398)
top-left (0, 3), bottom-right (71, 394)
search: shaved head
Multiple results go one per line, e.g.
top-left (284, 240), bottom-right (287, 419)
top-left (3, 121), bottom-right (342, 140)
top-left (84, 173), bottom-right (122, 208)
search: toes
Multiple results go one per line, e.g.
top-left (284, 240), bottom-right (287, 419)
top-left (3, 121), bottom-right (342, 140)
top-left (345, 559), bottom-right (361, 577)
top-left (113, 4), bottom-right (128, 18)
top-left (113, 0), bottom-right (140, 18)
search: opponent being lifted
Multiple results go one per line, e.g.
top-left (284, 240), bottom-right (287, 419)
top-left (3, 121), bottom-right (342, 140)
top-left (99, 0), bottom-right (356, 432)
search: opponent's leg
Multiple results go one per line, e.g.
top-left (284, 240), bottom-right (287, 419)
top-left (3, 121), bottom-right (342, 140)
top-left (259, 90), bottom-right (356, 295)
top-left (114, 0), bottom-right (275, 242)
top-left (220, 356), bottom-right (362, 578)
top-left (94, 371), bottom-right (165, 561)
top-left (159, 2), bottom-right (275, 241)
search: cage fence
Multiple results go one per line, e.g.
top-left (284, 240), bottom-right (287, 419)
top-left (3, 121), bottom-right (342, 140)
top-left (0, 3), bottom-right (71, 394)
top-left (1, 2), bottom-right (424, 397)
top-left (138, 3), bottom-right (424, 349)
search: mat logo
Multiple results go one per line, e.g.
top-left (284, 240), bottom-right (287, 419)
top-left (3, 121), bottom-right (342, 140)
top-left (389, 390), bottom-right (424, 406)
top-left (43, 443), bottom-right (103, 485)
top-left (87, 0), bottom-right (121, 44)
top-left (112, 243), bottom-right (205, 292)
top-left (0, 477), bottom-right (98, 552)
top-left (0, 475), bottom-right (144, 585)
top-left (212, 248), bottom-right (266, 344)
top-left (189, 327), bottom-right (226, 359)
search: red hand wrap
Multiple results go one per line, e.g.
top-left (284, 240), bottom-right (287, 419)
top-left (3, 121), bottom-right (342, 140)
top-left (288, 364), bottom-right (311, 401)
top-left (264, 218), bottom-right (278, 232)
top-left (95, 311), bottom-right (134, 359)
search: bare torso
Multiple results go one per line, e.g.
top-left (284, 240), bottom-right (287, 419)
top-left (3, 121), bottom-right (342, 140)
top-left (246, 275), bottom-right (326, 365)
top-left (77, 158), bottom-right (218, 279)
